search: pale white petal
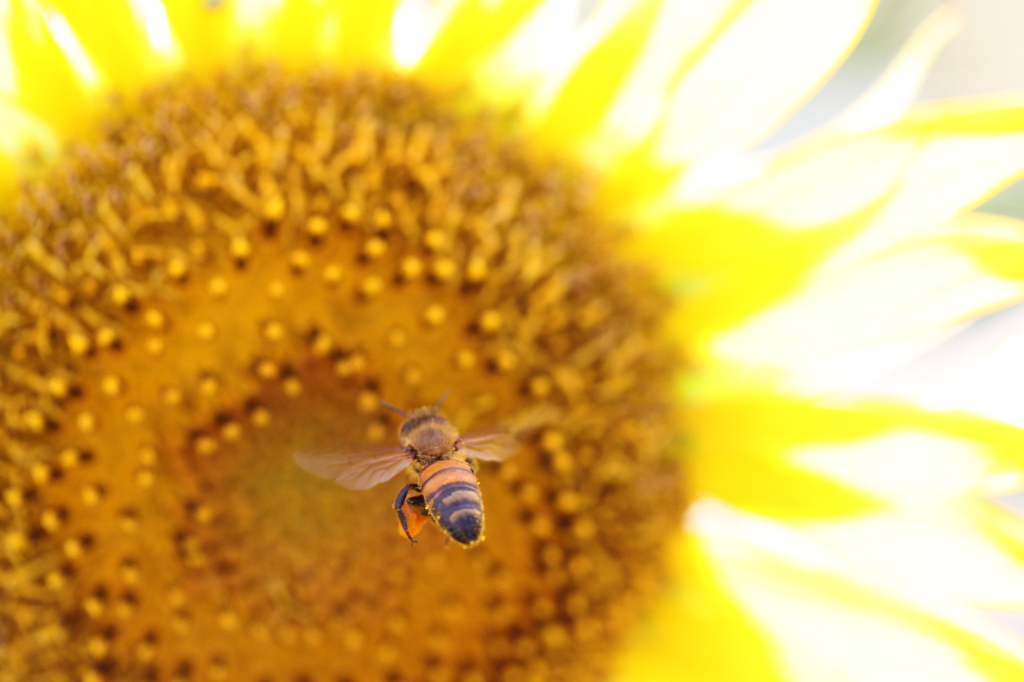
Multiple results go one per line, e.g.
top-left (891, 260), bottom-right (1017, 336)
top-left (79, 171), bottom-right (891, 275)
top-left (835, 4), bottom-right (964, 134)
top-left (732, 584), bottom-right (1003, 682)
top-left (392, 0), bottom-right (460, 69)
top-left (792, 431), bottom-right (989, 509)
top-left (826, 134), bottom-right (1024, 269)
top-left (672, 150), bottom-right (768, 205)
top-left (656, 0), bottom-right (876, 163)
top-left (476, 0), bottom-right (643, 116)
top-left (687, 498), bottom-right (840, 571)
top-left (714, 246), bottom-right (1023, 395)
top-left (596, 0), bottom-right (741, 156)
top-left (127, 0), bottom-right (182, 63)
top-left (870, 301), bottom-right (1024, 429)
top-left (691, 500), bottom-right (1024, 675)
top-left (719, 135), bottom-right (916, 226)
top-left (38, 6), bottom-right (103, 91)
top-left (842, 213), bottom-right (1024, 427)
top-left (806, 512), bottom-right (1024, 610)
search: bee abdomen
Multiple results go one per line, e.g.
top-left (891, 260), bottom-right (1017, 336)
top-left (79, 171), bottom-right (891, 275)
top-left (419, 460), bottom-right (485, 546)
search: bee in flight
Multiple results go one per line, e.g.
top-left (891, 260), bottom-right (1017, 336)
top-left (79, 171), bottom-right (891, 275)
top-left (293, 394), bottom-right (516, 547)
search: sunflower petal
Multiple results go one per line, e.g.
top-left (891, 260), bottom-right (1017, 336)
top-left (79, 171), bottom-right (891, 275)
top-left (792, 430), bottom-right (989, 508)
top-left (944, 212), bottom-right (1024, 282)
top-left (652, 99), bottom-right (1024, 324)
top-left (390, 0), bottom-right (461, 70)
top-left (688, 103), bottom-right (1024, 240)
top-left (413, 0), bottom-right (541, 86)
top-left (218, 0), bottom-right (402, 68)
top-left (693, 501), bottom-right (1024, 681)
top-left (528, 0), bottom-right (663, 153)
top-left (332, 0), bottom-right (406, 67)
top-left (688, 389), bottom-right (889, 519)
top-left (613, 534), bottom-right (788, 682)
top-left (473, 0), bottom-right (643, 116)
top-left (159, 0), bottom-right (235, 74)
top-left (714, 134), bottom-right (916, 227)
top-left (2, 0), bottom-right (95, 136)
top-left (0, 98), bottom-right (59, 186)
top-left (825, 133), bottom-right (1024, 270)
top-left (834, 3), bottom-right (964, 134)
top-left (591, 1), bottom-right (746, 163)
top-left (712, 243), bottom-right (1023, 395)
top-left (241, 0), bottom-right (357, 68)
top-left (856, 305), bottom-right (1024, 431)
top-left (43, 0), bottom-right (180, 92)
top-left (805, 512), bottom-right (1024, 612)
top-left (655, 0), bottom-right (877, 163)
top-left (838, 213), bottom-right (1024, 426)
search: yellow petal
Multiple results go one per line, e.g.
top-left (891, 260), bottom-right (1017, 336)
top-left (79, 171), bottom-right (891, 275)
top-left (232, 0), bottom-right (345, 68)
top-left (688, 390), bottom-right (885, 518)
top-left (528, 0), bottom-right (662, 155)
top-left (473, 0), bottom-right (642, 116)
top-left (888, 407), bottom-right (1024, 475)
top-left (825, 133), bottom-right (1024, 270)
top-left (693, 502), bottom-right (1024, 681)
top-left (894, 96), bottom-right (1024, 136)
top-left (690, 382), bottom-right (1024, 484)
top-left (3, 0), bottom-right (95, 136)
top-left (43, 0), bottom-right (181, 92)
top-left (214, 0), bottom-right (402, 69)
top-left (161, 0), bottom-right (234, 74)
top-left (656, 0), bottom-right (877, 163)
top-left (701, 105), bottom-right (1024, 244)
top-left (0, 98), bottom-right (59, 200)
top-left (330, 0), bottom-right (405, 67)
top-left (414, 0), bottom-right (542, 86)
top-left (591, 1), bottom-right (747, 164)
top-left (645, 105), bottom-right (1024, 354)
top-left (636, 208), bottom-right (870, 356)
top-left (613, 534), bottom-right (788, 682)
top-left (713, 243), bottom-right (1023, 395)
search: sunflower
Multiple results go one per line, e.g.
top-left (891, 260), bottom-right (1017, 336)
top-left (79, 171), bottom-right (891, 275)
top-left (2, 0), bottom-right (1024, 681)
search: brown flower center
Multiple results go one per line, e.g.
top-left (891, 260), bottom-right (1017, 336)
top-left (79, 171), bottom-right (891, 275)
top-left (0, 66), bottom-right (683, 682)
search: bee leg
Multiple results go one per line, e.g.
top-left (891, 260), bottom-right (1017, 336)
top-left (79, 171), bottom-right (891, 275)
top-left (406, 492), bottom-right (428, 516)
top-left (394, 484), bottom-right (428, 545)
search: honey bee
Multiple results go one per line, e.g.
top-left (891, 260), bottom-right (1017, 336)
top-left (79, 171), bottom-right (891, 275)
top-left (293, 394), bottom-right (517, 547)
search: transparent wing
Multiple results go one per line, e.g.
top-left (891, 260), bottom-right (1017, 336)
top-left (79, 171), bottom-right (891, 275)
top-left (293, 445), bottom-right (413, 490)
top-left (459, 431), bottom-right (519, 462)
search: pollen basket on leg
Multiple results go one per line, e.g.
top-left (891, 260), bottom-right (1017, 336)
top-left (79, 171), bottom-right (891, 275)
top-left (0, 67), bottom-right (682, 682)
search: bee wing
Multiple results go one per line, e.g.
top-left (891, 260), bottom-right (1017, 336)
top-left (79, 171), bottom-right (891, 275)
top-left (459, 431), bottom-right (519, 462)
top-left (293, 445), bottom-right (413, 490)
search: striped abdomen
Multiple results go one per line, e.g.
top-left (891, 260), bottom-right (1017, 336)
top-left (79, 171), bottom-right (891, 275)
top-left (418, 459), bottom-right (485, 546)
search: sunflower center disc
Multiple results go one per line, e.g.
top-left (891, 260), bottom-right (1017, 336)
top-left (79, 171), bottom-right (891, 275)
top-left (0, 67), bottom-right (683, 682)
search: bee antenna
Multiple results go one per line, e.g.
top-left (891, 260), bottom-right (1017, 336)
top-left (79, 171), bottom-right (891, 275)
top-left (433, 391), bottom-right (451, 409)
top-left (380, 401), bottom-right (409, 416)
